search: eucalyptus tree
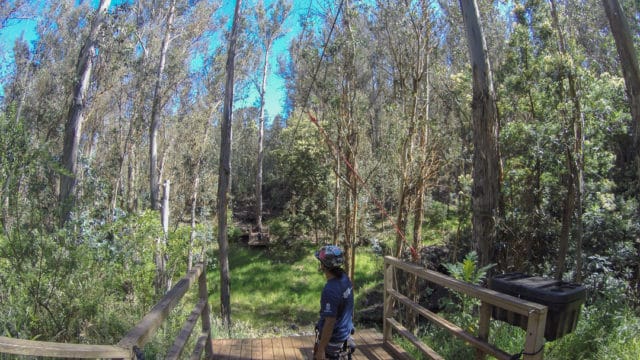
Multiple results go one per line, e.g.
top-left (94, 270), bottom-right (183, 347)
top-left (250, 0), bottom-right (291, 232)
top-left (431, 1), bottom-right (475, 259)
top-left (59, 0), bottom-right (112, 225)
top-left (603, 0), bottom-right (640, 183)
top-left (148, 0), bottom-right (177, 212)
top-left (548, 0), bottom-right (586, 281)
top-left (218, 0), bottom-right (243, 330)
top-left (0, 2), bottom-right (116, 229)
top-left (459, 0), bottom-right (501, 268)
top-left (338, 0), bottom-right (359, 282)
top-left (270, 7), bottom-right (338, 238)
top-left (602, 0), bottom-right (640, 292)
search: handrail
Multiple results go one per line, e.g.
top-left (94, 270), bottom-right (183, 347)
top-left (0, 338), bottom-right (131, 358)
top-left (383, 256), bottom-right (547, 360)
top-left (0, 262), bottom-right (213, 359)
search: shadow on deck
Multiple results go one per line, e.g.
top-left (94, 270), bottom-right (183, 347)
top-left (211, 328), bottom-right (412, 360)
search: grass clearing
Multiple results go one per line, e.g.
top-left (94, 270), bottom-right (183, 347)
top-left (207, 241), bottom-right (386, 338)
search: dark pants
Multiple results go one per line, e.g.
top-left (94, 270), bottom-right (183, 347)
top-left (323, 337), bottom-right (356, 360)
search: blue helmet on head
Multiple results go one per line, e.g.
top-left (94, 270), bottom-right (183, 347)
top-left (315, 245), bottom-right (345, 269)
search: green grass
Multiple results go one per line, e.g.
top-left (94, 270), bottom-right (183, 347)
top-left (207, 241), bottom-right (386, 338)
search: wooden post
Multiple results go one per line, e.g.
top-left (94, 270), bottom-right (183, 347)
top-left (199, 262), bottom-right (214, 359)
top-left (476, 301), bottom-right (492, 360)
top-left (523, 307), bottom-right (547, 360)
top-left (383, 261), bottom-right (394, 343)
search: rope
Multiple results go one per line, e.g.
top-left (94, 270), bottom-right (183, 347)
top-left (510, 344), bottom-right (545, 360)
top-left (307, 112), bottom-right (419, 262)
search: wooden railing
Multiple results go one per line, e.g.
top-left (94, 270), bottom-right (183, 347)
top-left (0, 262), bottom-right (214, 359)
top-left (383, 256), bottom-right (548, 360)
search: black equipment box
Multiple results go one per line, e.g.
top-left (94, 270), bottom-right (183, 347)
top-left (488, 273), bottom-right (586, 341)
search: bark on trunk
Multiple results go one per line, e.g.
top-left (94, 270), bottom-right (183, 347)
top-left (217, 0), bottom-right (242, 330)
top-left (149, 0), bottom-right (176, 210)
top-left (59, 0), bottom-right (111, 225)
top-left (557, 149), bottom-right (575, 280)
top-left (602, 0), bottom-right (640, 287)
top-left (155, 180), bottom-right (170, 295)
top-left (256, 48), bottom-right (269, 231)
top-left (188, 177), bottom-right (199, 271)
top-left (459, 0), bottom-right (501, 267)
top-left (603, 0), bottom-right (640, 149)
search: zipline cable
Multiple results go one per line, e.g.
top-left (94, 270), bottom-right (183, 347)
top-left (298, 0), bottom-right (344, 114)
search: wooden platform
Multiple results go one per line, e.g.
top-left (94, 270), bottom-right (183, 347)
top-left (211, 328), bottom-right (411, 360)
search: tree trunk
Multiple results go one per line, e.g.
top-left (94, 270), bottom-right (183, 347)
top-left (256, 47), bottom-right (269, 231)
top-left (394, 181), bottom-right (409, 258)
top-left (602, 0), bottom-right (640, 288)
top-left (342, 0), bottom-right (358, 285)
top-left (59, 0), bottom-right (111, 225)
top-left (189, 123), bottom-right (209, 271)
top-left (557, 148), bottom-right (575, 280)
top-left (550, 0), bottom-right (585, 281)
top-left (333, 147), bottom-right (341, 246)
top-left (155, 180), bottom-right (170, 295)
top-left (188, 177), bottom-right (199, 272)
top-left (111, 112), bottom-right (137, 217)
top-left (603, 0), bottom-right (640, 149)
top-left (127, 143), bottom-right (138, 212)
top-left (149, 0), bottom-right (176, 210)
top-left (218, 0), bottom-right (242, 330)
top-left (459, 0), bottom-right (501, 268)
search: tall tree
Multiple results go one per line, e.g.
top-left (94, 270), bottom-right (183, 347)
top-left (602, 0), bottom-right (640, 291)
top-left (218, 0), bottom-right (242, 330)
top-left (549, 0), bottom-right (585, 281)
top-left (59, 0), bottom-right (112, 225)
top-left (149, 0), bottom-right (177, 210)
top-left (603, 0), bottom-right (640, 152)
top-left (459, 0), bottom-right (501, 267)
top-left (253, 0), bottom-right (291, 232)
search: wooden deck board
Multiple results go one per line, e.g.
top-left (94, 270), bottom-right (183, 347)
top-left (211, 328), bottom-right (408, 360)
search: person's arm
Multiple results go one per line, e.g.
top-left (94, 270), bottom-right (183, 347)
top-left (315, 316), bottom-right (337, 360)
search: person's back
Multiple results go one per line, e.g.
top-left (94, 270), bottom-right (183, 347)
top-left (319, 271), bottom-right (354, 342)
top-left (314, 245), bottom-right (356, 360)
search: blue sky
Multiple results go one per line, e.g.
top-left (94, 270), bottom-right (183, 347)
top-left (0, 17), bottom-right (38, 97)
top-left (230, 0), bottom-right (307, 120)
top-left (0, 0), bottom-right (307, 120)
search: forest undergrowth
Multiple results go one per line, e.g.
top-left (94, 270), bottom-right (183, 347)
top-left (1, 214), bottom-right (639, 359)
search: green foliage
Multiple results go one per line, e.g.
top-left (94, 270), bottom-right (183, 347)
top-left (409, 253), bottom-right (640, 359)
top-left (264, 115), bottom-right (333, 238)
top-left (545, 298), bottom-right (640, 360)
top-left (0, 105), bottom-right (58, 230)
top-left (439, 252), bottom-right (494, 333)
top-left (397, 252), bottom-right (496, 359)
top-left (0, 210), bottom-right (161, 343)
top-left (443, 251), bottom-right (494, 286)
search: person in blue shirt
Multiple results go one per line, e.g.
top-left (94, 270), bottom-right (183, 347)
top-left (314, 245), bottom-right (355, 360)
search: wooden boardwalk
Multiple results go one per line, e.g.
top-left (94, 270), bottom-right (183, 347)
top-left (211, 328), bottom-right (411, 360)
